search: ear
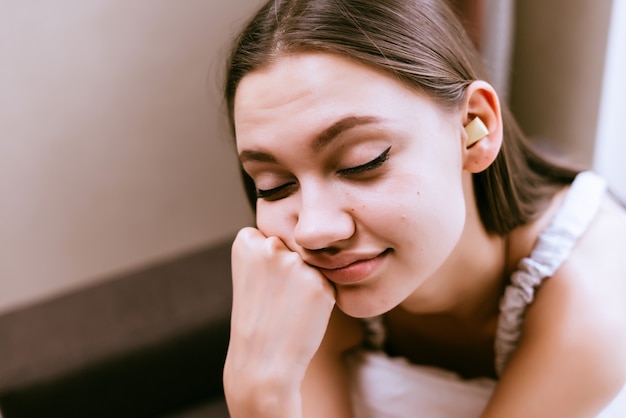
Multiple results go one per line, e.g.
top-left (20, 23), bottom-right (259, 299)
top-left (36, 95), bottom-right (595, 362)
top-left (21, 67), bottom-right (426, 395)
top-left (461, 81), bottom-right (503, 173)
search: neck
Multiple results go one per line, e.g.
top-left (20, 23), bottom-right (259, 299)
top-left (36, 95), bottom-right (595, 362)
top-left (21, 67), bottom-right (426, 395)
top-left (401, 228), bottom-right (507, 324)
top-left (399, 175), bottom-right (509, 325)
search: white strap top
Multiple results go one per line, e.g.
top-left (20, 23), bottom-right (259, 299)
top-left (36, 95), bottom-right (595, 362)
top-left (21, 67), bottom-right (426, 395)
top-left (494, 171), bottom-right (607, 374)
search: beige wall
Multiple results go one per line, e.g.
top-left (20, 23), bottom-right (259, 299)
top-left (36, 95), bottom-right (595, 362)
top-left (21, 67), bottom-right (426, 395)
top-left (509, 0), bottom-right (612, 167)
top-left (0, 0), bottom-right (264, 313)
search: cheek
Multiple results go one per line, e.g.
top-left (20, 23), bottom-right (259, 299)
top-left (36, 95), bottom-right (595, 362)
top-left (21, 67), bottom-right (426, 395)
top-left (409, 190), bottom-right (466, 268)
top-left (255, 203), bottom-right (296, 241)
top-left (367, 172), bottom-right (466, 255)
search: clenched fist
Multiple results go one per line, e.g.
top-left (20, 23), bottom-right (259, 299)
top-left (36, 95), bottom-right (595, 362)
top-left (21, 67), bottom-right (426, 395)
top-left (224, 227), bottom-right (336, 418)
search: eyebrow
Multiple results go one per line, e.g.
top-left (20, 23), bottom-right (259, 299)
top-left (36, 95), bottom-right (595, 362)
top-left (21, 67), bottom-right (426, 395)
top-left (313, 115), bottom-right (382, 151)
top-left (238, 115), bottom-right (383, 163)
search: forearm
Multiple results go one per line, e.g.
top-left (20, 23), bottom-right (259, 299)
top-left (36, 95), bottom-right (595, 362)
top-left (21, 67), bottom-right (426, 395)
top-left (224, 333), bottom-right (357, 418)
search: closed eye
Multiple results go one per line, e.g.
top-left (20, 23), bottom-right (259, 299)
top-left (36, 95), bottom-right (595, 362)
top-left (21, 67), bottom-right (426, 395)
top-left (256, 182), bottom-right (297, 201)
top-left (338, 146), bottom-right (391, 176)
top-left (255, 146), bottom-right (391, 201)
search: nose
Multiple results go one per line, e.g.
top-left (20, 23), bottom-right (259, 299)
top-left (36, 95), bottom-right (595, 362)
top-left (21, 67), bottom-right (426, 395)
top-left (294, 185), bottom-right (355, 251)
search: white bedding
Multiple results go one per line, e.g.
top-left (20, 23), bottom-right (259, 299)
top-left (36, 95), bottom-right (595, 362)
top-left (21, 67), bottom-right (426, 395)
top-left (347, 350), bottom-right (626, 418)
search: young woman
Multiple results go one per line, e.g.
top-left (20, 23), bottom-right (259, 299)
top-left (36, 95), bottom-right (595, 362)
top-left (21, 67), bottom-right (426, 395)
top-left (222, 0), bottom-right (626, 416)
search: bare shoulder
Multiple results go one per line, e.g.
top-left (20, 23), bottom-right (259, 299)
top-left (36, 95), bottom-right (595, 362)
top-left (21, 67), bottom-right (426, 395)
top-left (515, 194), bottom-right (626, 412)
top-left (528, 193), bottom-right (626, 360)
top-left (555, 194), bottom-right (626, 306)
top-left (530, 192), bottom-right (626, 314)
top-left (484, 196), bottom-right (626, 417)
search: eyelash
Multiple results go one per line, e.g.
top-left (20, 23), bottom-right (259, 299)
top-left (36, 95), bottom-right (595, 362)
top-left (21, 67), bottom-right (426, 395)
top-left (255, 146), bottom-right (392, 200)
top-left (256, 182), bottom-right (295, 200)
top-left (338, 146), bottom-right (391, 176)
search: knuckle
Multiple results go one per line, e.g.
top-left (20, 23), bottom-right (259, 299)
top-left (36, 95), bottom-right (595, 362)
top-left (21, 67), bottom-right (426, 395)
top-left (235, 226), bottom-right (256, 241)
top-left (232, 227), bottom-right (255, 254)
top-left (282, 249), bottom-right (301, 265)
top-left (262, 235), bottom-right (284, 256)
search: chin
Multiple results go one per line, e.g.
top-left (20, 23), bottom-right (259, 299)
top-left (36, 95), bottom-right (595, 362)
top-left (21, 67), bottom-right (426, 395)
top-left (335, 287), bottom-right (398, 319)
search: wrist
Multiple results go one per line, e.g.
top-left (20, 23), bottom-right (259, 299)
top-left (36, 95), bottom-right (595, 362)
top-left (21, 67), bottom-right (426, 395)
top-left (226, 386), bottom-right (302, 418)
top-left (224, 367), bottom-right (303, 418)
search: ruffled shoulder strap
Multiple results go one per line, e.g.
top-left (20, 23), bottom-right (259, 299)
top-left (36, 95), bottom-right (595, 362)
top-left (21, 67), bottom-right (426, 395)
top-left (494, 172), bottom-right (607, 375)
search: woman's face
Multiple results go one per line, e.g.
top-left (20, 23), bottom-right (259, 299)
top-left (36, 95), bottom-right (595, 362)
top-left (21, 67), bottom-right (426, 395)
top-left (234, 53), bottom-right (469, 317)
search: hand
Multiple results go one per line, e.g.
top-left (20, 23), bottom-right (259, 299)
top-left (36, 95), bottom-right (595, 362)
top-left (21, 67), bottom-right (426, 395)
top-left (224, 227), bottom-right (336, 417)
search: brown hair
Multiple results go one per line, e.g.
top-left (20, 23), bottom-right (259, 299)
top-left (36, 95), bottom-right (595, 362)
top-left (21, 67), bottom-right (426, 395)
top-left (224, 0), bottom-right (578, 235)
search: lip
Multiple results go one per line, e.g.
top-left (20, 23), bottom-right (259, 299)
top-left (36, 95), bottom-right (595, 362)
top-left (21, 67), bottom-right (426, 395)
top-left (313, 249), bottom-right (390, 285)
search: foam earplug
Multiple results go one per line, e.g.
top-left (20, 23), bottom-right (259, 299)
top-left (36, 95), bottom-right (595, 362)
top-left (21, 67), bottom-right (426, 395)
top-left (464, 117), bottom-right (489, 148)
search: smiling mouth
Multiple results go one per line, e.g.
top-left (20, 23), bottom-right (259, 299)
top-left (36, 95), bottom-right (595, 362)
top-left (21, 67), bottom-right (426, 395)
top-left (317, 249), bottom-right (391, 285)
